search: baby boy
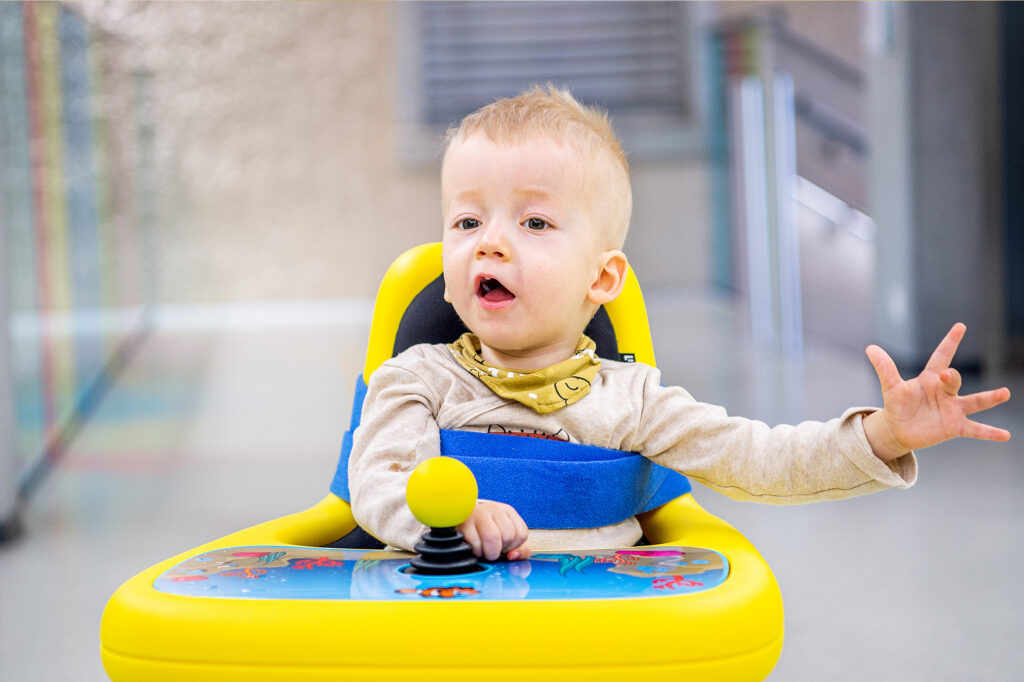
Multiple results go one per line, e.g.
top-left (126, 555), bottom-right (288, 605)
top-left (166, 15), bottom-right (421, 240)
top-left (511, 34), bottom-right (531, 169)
top-left (348, 86), bottom-right (1011, 562)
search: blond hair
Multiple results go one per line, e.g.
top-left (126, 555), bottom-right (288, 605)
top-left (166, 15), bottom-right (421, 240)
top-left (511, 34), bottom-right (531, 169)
top-left (444, 85), bottom-right (632, 247)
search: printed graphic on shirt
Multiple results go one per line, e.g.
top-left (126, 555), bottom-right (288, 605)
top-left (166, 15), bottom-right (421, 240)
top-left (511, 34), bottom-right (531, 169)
top-left (487, 424), bottom-right (570, 441)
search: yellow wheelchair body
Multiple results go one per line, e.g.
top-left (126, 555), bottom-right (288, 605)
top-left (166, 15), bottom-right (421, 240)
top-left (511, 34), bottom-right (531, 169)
top-left (100, 243), bottom-right (784, 680)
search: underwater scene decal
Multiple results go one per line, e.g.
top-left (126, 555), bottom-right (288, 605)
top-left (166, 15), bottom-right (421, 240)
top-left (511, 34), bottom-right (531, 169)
top-left (155, 545), bottom-right (728, 601)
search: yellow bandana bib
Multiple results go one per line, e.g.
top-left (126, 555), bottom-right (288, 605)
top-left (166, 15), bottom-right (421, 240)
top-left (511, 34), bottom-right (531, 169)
top-left (447, 333), bottom-right (601, 414)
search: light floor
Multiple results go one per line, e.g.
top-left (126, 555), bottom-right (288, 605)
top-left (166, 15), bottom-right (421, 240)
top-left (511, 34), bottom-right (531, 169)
top-left (1, 293), bottom-right (1021, 681)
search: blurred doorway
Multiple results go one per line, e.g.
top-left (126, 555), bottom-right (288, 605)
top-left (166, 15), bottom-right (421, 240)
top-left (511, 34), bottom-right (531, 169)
top-left (710, 13), bottom-right (873, 354)
top-left (1003, 2), bottom-right (1024, 368)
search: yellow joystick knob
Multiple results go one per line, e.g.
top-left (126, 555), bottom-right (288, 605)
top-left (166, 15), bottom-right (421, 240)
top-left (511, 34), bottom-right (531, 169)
top-left (406, 457), bottom-right (478, 528)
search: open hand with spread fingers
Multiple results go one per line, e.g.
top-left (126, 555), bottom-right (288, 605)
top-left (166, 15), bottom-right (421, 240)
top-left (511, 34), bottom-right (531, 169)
top-left (861, 323), bottom-right (1012, 463)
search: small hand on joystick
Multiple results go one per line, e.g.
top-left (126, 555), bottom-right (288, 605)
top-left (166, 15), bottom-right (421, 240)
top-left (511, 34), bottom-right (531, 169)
top-left (405, 457), bottom-right (481, 575)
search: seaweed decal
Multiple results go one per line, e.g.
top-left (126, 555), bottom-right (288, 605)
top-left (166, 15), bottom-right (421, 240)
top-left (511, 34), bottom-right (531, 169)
top-left (533, 553), bottom-right (596, 577)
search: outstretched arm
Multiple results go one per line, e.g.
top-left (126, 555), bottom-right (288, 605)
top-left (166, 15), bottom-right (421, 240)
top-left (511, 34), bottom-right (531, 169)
top-left (862, 323), bottom-right (1012, 462)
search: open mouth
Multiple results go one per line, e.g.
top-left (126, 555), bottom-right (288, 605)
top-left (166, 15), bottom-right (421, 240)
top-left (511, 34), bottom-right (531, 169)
top-left (477, 277), bottom-right (515, 303)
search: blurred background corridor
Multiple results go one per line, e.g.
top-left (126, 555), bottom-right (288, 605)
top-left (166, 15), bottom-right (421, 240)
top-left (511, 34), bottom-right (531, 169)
top-left (1, 2), bottom-right (1022, 680)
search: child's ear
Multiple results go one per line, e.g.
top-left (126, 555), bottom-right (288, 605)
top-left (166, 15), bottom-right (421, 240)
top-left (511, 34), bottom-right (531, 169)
top-left (587, 250), bottom-right (628, 306)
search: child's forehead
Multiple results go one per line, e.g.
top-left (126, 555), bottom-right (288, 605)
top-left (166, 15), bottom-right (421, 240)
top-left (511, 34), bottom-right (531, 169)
top-left (449, 129), bottom-right (603, 161)
top-left (443, 136), bottom-right (601, 201)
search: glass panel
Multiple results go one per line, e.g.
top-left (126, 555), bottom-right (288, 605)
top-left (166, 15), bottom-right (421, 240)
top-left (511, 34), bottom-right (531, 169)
top-left (1, 2), bottom-right (154, 499)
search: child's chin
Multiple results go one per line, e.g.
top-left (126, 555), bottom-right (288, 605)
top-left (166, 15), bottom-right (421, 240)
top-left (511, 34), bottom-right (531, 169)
top-left (474, 331), bottom-right (528, 354)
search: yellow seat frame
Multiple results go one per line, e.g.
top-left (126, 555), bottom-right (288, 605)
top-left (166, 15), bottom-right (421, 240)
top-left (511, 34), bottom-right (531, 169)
top-left (101, 243), bottom-right (784, 681)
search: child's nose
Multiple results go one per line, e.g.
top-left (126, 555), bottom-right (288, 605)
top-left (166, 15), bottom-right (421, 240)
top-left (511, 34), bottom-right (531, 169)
top-left (475, 222), bottom-right (511, 259)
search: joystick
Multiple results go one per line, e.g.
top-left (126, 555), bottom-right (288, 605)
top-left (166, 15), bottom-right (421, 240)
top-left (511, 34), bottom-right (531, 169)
top-left (405, 457), bottom-right (482, 575)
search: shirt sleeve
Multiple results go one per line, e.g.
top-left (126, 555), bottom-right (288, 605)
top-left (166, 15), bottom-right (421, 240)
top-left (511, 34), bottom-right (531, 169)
top-left (629, 368), bottom-right (917, 504)
top-left (347, 361), bottom-right (439, 550)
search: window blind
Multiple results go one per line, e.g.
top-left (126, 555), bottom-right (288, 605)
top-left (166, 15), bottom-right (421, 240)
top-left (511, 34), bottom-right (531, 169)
top-left (418, 1), bottom-right (691, 128)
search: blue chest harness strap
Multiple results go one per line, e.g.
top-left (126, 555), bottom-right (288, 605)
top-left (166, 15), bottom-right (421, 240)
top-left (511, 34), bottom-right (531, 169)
top-left (330, 375), bottom-right (692, 530)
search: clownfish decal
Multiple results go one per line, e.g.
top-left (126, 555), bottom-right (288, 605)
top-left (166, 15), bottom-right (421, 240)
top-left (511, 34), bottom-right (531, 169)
top-left (396, 586), bottom-right (481, 599)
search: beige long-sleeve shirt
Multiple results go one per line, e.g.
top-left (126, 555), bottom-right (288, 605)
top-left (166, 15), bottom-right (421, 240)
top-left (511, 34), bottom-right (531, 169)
top-left (348, 344), bottom-right (917, 552)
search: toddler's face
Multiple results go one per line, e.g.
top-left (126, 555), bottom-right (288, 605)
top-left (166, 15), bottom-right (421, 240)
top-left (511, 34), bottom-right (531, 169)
top-left (441, 133), bottom-right (611, 368)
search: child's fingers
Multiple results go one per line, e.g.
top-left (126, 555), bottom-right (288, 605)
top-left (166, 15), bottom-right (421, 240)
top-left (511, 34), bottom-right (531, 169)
top-left (475, 514), bottom-right (505, 561)
top-left (507, 543), bottom-right (531, 561)
top-left (960, 386), bottom-right (1011, 415)
top-left (458, 517), bottom-right (483, 557)
top-left (866, 344), bottom-right (902, 392)
top-left (502, 508), bottom-right (529, 556)
top-left (925, 322), bottom-right (967, 373)
top-left (940, 368), bottom-right (962, 395)
top-left (460, 502), bottom-right (530, 561)
top-left (459, 507), bottom-right (503, 560)
top-left (489, 504), bottom-right (527, 555)
top-left (961, 418), bottom-right (1012, 442)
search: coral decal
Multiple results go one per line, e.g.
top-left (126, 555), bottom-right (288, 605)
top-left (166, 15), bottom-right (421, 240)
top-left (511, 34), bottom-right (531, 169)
top-left (652, 575), bottom-right (703, 590)
top-left (291, 557), bottom-right (346, 570)
top-left (594, 553), bottom-right (641, 567)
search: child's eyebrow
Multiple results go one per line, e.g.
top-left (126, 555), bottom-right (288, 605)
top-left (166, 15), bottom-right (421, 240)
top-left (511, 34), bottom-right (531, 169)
top-left (448, 188), bottom-right (554, 205)
top-left (449, 189), bottom-right (485, 204)
top-left (513, 188), bottom-right (554, 202)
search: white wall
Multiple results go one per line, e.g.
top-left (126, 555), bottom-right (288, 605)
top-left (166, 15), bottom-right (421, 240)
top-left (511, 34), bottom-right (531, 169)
top-left (83, 2), bottom-right (714, 304)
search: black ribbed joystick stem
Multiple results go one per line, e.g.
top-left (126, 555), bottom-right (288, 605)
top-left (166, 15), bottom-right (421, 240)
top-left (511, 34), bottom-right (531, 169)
top-left (408, 526), bottom-right (481, 575)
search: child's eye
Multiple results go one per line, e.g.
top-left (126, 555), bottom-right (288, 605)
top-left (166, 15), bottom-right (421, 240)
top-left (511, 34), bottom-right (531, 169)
top-left (458, 218), bottom-right (481, 230)
top-left (524, 217), bottom-right (549, 231)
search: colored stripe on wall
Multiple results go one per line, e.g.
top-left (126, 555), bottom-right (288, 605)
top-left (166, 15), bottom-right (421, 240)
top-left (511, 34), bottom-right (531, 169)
top-left (0, 3), bottom-right (46, 464)
top-left (59, 7), bottom-right (105, 394)
top-left (3, 1), bottom-right (156, 497)
top-left (22, 1), bottom-right (60, 438)
top-left (36, 2), bottom-right (79, 434)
